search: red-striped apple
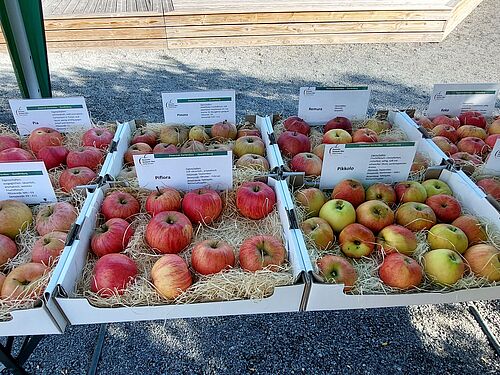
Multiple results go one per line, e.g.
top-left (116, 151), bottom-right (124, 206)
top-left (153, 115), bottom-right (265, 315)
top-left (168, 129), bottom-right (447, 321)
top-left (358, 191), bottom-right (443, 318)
top-left (182, 188), bottom-right (222, 224)
top-left (191, 239), bottom-right (235, 275)
top-left (91, 218), bottom-right (134, 257)
top-left (91, 253), bottom-right (138, 297)
top-left (145, 211), bottom-right (193, 254)
top-left (236, 182), bottom-right (276, 220)
top-left (379, 253), bottom-right (423, 290)
top-left (239, 235), bottom-right (286, 272)
top-left (395, 202), bottom-right (436, 231)
top-left (151, 254), bottom-right (192, 298)
top-left (332, 179), bottom-right (365, 208)
top-left (101, 191), bottom-right (140, 221)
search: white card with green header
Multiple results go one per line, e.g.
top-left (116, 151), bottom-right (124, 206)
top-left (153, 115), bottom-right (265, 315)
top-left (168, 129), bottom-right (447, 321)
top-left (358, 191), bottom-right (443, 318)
top-left (319, 142), bottom-right (418, 189)
top-left (134, 152), bottom-right (233, 191)
top-left (298, 86), bottom-right (370, 124)
top-left (0, 161), bottom-right (57, 204)
top-left (162, 90), bottom-right (236, 125)
top-left (427, 83), bottom-right (499, 117)
top-left (483, 139), bottom-right (500, 175)
top-left (9, 97), bottom-right (92, 136)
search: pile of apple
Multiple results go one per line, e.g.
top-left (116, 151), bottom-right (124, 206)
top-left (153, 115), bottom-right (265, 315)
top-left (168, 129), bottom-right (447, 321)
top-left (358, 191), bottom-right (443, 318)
top-left (296, 178), bottom-right (500, 292)
top-left (88, 181), bottom-right (287, 301)
top-left (0, 126), bottom-right (115, 192)
top-left (277, 116), bottom-right (429, 178)
top-left (0, 199), bottom-right (78, 303)
top-left (119, 121), bottom-right (270, 180)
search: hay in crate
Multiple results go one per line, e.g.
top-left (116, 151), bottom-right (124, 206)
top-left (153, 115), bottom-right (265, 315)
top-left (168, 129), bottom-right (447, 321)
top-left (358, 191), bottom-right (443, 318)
top-left (77, 172), bottom-right (294, 308)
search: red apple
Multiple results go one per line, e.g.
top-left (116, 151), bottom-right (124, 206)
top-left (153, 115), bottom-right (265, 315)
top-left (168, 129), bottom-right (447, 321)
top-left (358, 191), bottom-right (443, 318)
top-left (476, 178), bottom-right (500, 200)
top-left (32, 231), bottom-right (67, 266)
top-left (365, 183), bottom-right (396, 206)
top-left (235, 154), bottom-right (270, 171)
top-left (82, 128), bottom-right (114, 149)
top-left (457, 125), bottom-right (487, 140)
top-left (414, 116), bottom-right (435, 130)
top-left (300, 217), bottom-right (335, 250)
top-left (485, 134), bottom-right (500, 149)
top-left (0, 234), bottom-right (17, 266)
top-left (425, 194), bottom-right (462, 223)
top-left (352, 128), bottom-right (378, 143)
top-left (487, 118), bottom-right (500, 135)
top-left (237, 128), bottom-right (261, 138)
top-left (191, 239), bottom-right (235, 275)
top-left (239, 235), bottom-right (286, 272)
top-left (37, 146), bottom-right (69, 169)
top-left (322, 129), bottom-right (352, 144)
top-left (151, 254), bottom-right (192, 298)
top-left (295, 188), bottom-right (326, 217)
top-left (356, 200), bottom-right (394, 233)
top-left (233, 136), bottom-right (265, 157)
top-left (0, 273), bottom-right (5, 292)
top-left (312, 144), bottom-right (325, 160)
top-left (395, 181), bottom-right (427, 203)
top-left (0, 199), bottom-right (33, 239)
top-left (395, 202), bottom-right (436, 232)
top-left (451, 215), bottom-right (487, 245)
top-left (376, 224), bottom-right (417, 255)
top-left (145, 211), bottom-right (193, 254)
top-left (432, 124), bottom-right (459, 143)
top-left (0, 135), bottom-right (20, 152)
top-left (339, 223), bottom-right (375, 258)
top-left (283, 116), bottom-right (310, 135)
top-left (458, 111), bottom-right (487, 128)
top-left (324, 117), bottom-right (352, 134)
top-left (277, 131), bottom-right (311, 157)
top-left (28, 127), bottom-right (64, 155)
top-left (91, 218), bottom-right (134, 257)
top-left (451, 152), bottom-right (483, 166)
top-left (1, 263), bottom-right (48, 300)
top-left (131, 128), bottom-right (157, 147)
top-left (290, 152), bottom-right (322, 176)
top-left (432, 115), bottom-right (460, 129)
top-left (153, 143), bottom-right (178, 154)
top-left (316, 255), bottom-right (357, 291)
top-left (145, 187), bottom-right (182, 216)
top-left (124, 143), bottom-right (153, 165)
top-left (379, 253), bottom-right (423, 290)
top-left (236, 182), bottom-right (276, 220)
top-left (101, 191), bottom-right (140, 221)
top-left (464, 244), bottom-right (500, 282)
top-left (210, 120), bottom-right (237, 141)
top-left (457, 137), bottom-right (489, 155)
top-left (35, 201), bottom-right (77, 236)
top-left (182, 188), bottom-right (223, 224)
top-left (432, 136), bottom-right (459, 156)
top-left (59, 167), bottom-right (97, 192)
top-left (66, 146), bottom-right (104, 171)
top-left (90, 253), bottom-right (138, 297)
top-left (332, 179), bottom-right (365, 208)
top-left (0, 147), bottom-right (35, 162)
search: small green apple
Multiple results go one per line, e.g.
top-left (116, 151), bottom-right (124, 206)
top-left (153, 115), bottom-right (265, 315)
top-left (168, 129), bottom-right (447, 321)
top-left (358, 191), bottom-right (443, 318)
top-left (422, 179), bottom-right (453, 197)
top-left (319, 199), bottom-right (356, 232)
top-left (423, 249), bottom-right (465, 285)
top-left (427, 224), bottom-right (468, 254)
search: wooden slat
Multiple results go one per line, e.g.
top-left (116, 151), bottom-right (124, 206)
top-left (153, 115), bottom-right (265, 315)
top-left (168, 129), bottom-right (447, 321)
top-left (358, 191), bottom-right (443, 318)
top-left (45, 39), bottom-right (167, 49)
top-left (44, 16), bottom-right (165, 30)
top-left (443, 0), bottom-right (483, 37)
top-left (166, 20), bottom-right (446, 38)
top-left (45, 27), bottom-right (166, 42)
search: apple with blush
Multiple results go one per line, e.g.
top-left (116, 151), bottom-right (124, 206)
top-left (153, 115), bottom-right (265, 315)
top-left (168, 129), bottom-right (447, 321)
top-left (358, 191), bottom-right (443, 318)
top-left (432, 136), bottom-right (459, 156)
top-left (101, 191), bottom-right (140, 221)
top-left (284, 116), bottom-right (310, 135)
top-left (457, 125), bottom-right (487, 140)
top-left (376, 224), bottom-right (417, 255)
top-left (35, 201), bottom-right (77, 236)
top-left (82, 128), bottom-right (114, 149)
top-left (322, 129), bottom-right (352, 144)
top-left (457, 137), bottom-right (489, 156)
top-left (290, 152), bottom-right (322, 176)
top-left (91, 218), bottom-right (134, 257)
top-left (191, 239), bottom-right (235, 275)
top-left (355, 200), bottom-right (394, 233)
top-left (464, 244), bottom-right (500, 282)
top-left (425, 194), bottom-right (462, 223)
top-left (0, 135), bottom-right (20, 152)
top-left (182, 188), bottom-right (223, 224)
top-left (180, 140), bottom-right (207, 153)
top-left (316, 255), bottom-right (357, 291)
top-left (237, 127), bottom-right (261, 138)
top-left (145, 211), bottom-right (193, 254)
top-left (331, 179), bottom-right (365, 208)
top-left (235, 154), bottom-right (270, 171)
top-left (365, 183), bottom-right (396, 206)
top-left (432, 124), bottom-right (458, 143)
top-left (395, 202), bottom-right (436, 232)
top-left (66, 146), bottom-right (104, 171)
top-left (206, 143), bottom-right (233, 152)
top-left (485, 134), bottom-right (500, 149)
top-left (153, 143), bottom-right (178, 155)
top-left (312, 144), bottom-right (325, 160)
top-left (124, 143), bottom-right (153, 165)
top-left (295, 188), bottom-right (326, 217)
top-left (458, 111), bottom-right (487, 128)
top-left (131, 128), bottom-right (157, 147)
top-left (210, 120), bottom-right (237, 141)
top-left (395, 181), bottom-right (427, 203)
top-left (1, 263), bottom-right (48, 299)
top-left (432, 115), bottom-right (460, 129)
top-left (0, 200), bottom-right (33, 239)
top-left (91, 253), bottom-right (138, 297)
top-left (32, 231), bottom-right (67, 265)
top-left (145, 187), bottom-right (182, 216)
top-left (339, 223), bottom-right (375, 258)
top-left (236, 182), bottom-right (276, 220)
top-left (451, 152), bottom-right (483, 166)
top-left (324, 117), bottom-right (352, 134)
top-left (301, 217), bottom-right (335, 250)
top-left (277, 131), bottom-right (311, 157)
top-left (59, 167), bottom-right (97, 192)
top-left (151, 254), bottom-right (192, 298)
top-left (487, 118), bottom-right (500, 135)
top-left (379, 253), bottom-right (423, 290)
top-left (27, 127), bottom-right (64, 155)
top-left (414, 116), bottom-right (435, 130)
top-left (239, 235), bottom-right (286, 272)
top-left (352, 128), bottom-right (378, 143)
top-left (451, 215), bottom-right (487, 245)
top-left (37, 146), bottom-right (69, 169)
top-left (476, 178), bottom-right (500, 200)
top-left (0, 234), bottom-right (17, 266)
top-left (0, 148), bottom-right (34, 162)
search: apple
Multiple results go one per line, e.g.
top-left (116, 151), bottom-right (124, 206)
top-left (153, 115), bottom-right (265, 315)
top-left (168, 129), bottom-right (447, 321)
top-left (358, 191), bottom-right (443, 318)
top-left (37, 146), bottom-right (69, 169)
top-left (316, 255), bottom-right (357, 291)
top-left (425, 194), bottom-right (461, 223)
top-left (145, 187), bottom-right (182, 216)
top-left (339, 223), bottom-right (375, 258)
top-left (0, 147), bottom-right (35, 162)
top-left (210, 120), bottom-right (237, 141)
top-left (451, 215), bottom-right (487, 245)
top-left (324, 117), bottom-right (352, 134)
top-left (27, 127), bottom-right (63, 155)
top-left (456, 125), bottom-right (487, 140)
top-left (180, 140), bottom-right (207, 153)
top-left (59, 167), bottom-right (97, 192)
top-left (32, 231), bottom-right (67, 265)
top-left (0, 135), bottom-right (20, 152)
top-left (235, 154), bottom-right (270, 171)
top-left (464, 244), bottom-right (500, 282)
top-left (411, 153), bottom-right (430, 173)
top-left (376, 225), bottom-right (417, 255)
top-left (432, 115), bottom-right (460, 129)
top-left (124, 143), bottom-right (153, 165)
top-left (0, 200), bottom-right (33, 239)
top-left (458, 111), bottom-right (487, 128)
top-left (284, 116), bottom-right (310, 135)
top-left (422, 179), bottom-right (453, 197)
top-left (0, 234), bottom-right (17, 266)
top-left (395, 202), bottom-right (436, 232)
top-left (364, 118), bottom-right (391, 134)
top-left (331, 179), bottom-right (365, 208)
top-left (423, 248), bottom-right (464, 285)
top-left (188, 126), bottom-right (210, 142)
top-left (237, 128), bottom-right (261, 138)
top-left (379, 253), bottom-right (423, 290)
top-left (207, 143), bottom-right (233, 152)
top-left (131, 128), bottom-right (157, 147)
top-left (90, 253), bottom-right (138, 297)
top-left (35, 201), bottom-right (77, 236)
top-left (101, 191), bottom-right (140, 221)
top-left (233, 136), bottom-right (265, 157)
top-left (191, 239), bottom-right (235, 275)
top-left (414, 116), bottom-right (435, 130)
top-left (145, 211), bottom-right (193, 254)
top-left (427, 224), bottom-right (468, 254)
top-left (319, 199), bottom-right (356, 232)
top-left (0, 273), bottom-right (5, 292)
top-left (1, 263), bottom-right (48, 300)
top-left (295, 188), bottom-right (326, 217)
top-left (277, 131), bottom-right (311, 157)
top-left (457, 137), bottom-right (489, 155)
top-left (485, 134), bottom-right (500, 148)
top-left (365, 183), bottom-right (397, 206)
top-left (239, 235), bottom-right (286, 272)
top-left (312, 144), bottom-right (325, 160)
top-left (476, 178), bottom-right (500, 200)
top-left (394, 181), bottom-right (427, 203)
top-left (432, 124), bottom-right (458, 143)
top-left (91, 218), bottom-right (134, 257)
top-left (290, 152), bottom-right (322, 176)
top-left (432, 136), bottom-right (459, 156)
top-left (182, 188), bottom-right (223, 224)
top-left (118, 166), bottom-right (136, 179)
top-left (82, 128), bottom-right (114, 149)
top-left (151, 254), bottom-right (192, 299)
top-left (159, 125), bottom-right (189, 145)
top-left (153, 143), bottom-right (178, 154)
top-left (487, 118), bottom-right (500, 135)
top-left (352, 128), bottom-right (378, 143)
top-left (322, 129), bottom-right (352, 144)
top-left (66, 146), bottom-right (104, 171)
top-left (236, 181), bottom-right (276, 220)
top-left (356, 200), bottom-right (394, 233)
top-left (451, 152), bottom-right (483, 166)
top-left (300, 217), bottom-right (335, 250)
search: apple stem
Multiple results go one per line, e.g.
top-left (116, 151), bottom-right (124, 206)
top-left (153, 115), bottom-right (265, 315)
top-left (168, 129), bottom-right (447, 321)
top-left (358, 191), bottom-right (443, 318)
top-left (156, 186), bottom-right (161, 194)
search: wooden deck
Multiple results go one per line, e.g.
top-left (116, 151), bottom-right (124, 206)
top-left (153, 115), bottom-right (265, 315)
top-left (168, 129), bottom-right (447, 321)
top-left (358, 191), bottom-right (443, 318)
top-left (0, 0), bottom-right (485, 49)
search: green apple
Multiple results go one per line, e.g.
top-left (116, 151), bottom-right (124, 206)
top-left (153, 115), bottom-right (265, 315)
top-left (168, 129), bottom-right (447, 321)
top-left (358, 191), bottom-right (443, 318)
top-left (364, 118), bottom-right (391, 134)
top-left (377, 224), bottom-right (417, 255)
top-left (295, 188), bottom-right (326, 218)
top-left (427, 224), bottom-right (468, 254)
top-left (423, 249), bottom-right (465, 285)
top-left (319, 199), bottom-right (356, 232)
top-left (300, 217), bottom-right (335, 250)
top-left (422, 179), bottom-right (453, 197)
top-left (188, 126), bottom-right (210, 142)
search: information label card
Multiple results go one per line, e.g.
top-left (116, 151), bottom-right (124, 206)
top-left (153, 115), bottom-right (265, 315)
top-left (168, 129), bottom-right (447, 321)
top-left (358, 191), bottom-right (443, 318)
top-left (319, 142), bottom-right (418, 189)
top-left (427, 83), bottom-right (500, 118)
top-left (9, 97), bottom-right (92, 136)
top-left (162, 90), bottom-right (236, 125)
top-left (484, 139), bottom-right (500, 175)
top-left (0, 162), bottom-right (57, 204)
top-left (134, 152), bottom-right (233, 191)
top-left (298, 86), bottom-right (370, 124)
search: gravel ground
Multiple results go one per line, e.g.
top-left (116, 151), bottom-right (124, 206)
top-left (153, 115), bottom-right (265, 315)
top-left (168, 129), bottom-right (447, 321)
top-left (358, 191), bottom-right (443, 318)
top-left (1, 0), bottom-right (500, 374)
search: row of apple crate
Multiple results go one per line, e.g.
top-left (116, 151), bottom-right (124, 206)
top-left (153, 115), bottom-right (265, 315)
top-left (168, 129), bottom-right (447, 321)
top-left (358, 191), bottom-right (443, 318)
top-left (0, 113), bottom-right (498, 337)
